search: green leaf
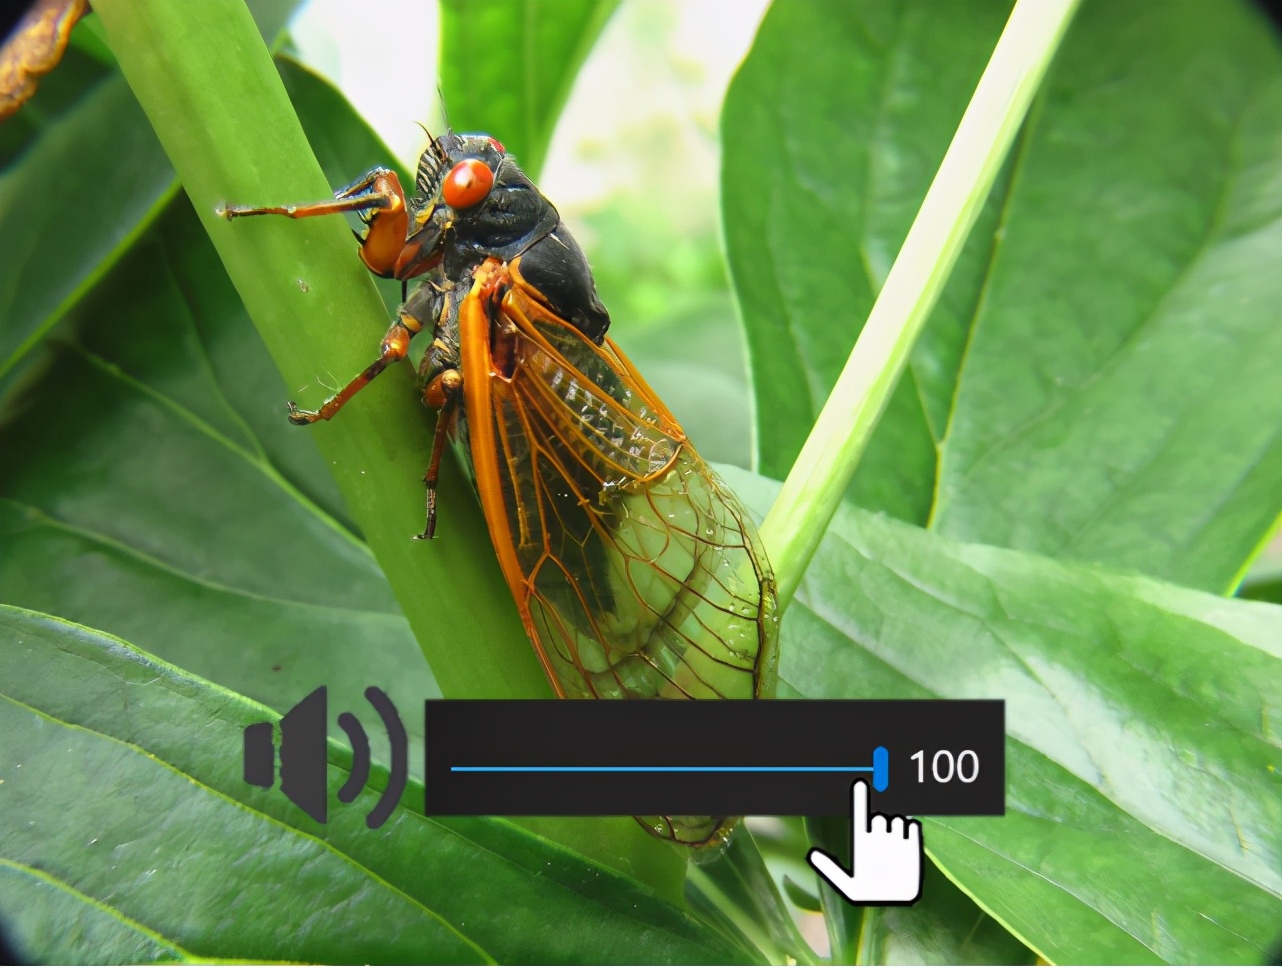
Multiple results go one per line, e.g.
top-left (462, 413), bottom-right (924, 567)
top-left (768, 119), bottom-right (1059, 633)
top-left (930, 0), bottom-right (1282, 592)
top-left (0, 606), bottom-right (758, 965)
top-left (725, 466), bottom-right (1282, 965)
top-left (686, 828), bottom-right (816, 965)
top-left (802, 815), bottom-right (1035, 966)
top-left (0, 58), bottom-right (438, 762)
top-left (721, 0), bottom-right (1013, 526)
top-left (0, 39), bottom-right (112, 168)
top-left (0, 862), bottom-right (182, 965)
top-left (802, 814), bottom-right (862, 964)
top-left (439, 0), bottom-right (619, 178)
top-left (780, 876), bottom-right (821, 914)
top-left (0, 74), bottom-right (177, 381)
top-left (0, 202), bottom-right (436, 763)
top-left (723, 0), bottom-right (1282, 592)
top-left (0, 1), bottom-right (303, 386)
top-left (854, 864), bottom-right (1038, 965)
top-left (2, 11), bottom-right (684, 891)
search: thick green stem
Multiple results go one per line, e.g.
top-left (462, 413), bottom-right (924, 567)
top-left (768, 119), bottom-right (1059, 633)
top-left (759, 0), bottom-right (1080, 609)
top-left (92, 0), bottom-right (684, 898)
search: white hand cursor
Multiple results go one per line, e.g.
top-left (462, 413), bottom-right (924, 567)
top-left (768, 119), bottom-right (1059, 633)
top-left (807, 778), bottom-right (923, 905)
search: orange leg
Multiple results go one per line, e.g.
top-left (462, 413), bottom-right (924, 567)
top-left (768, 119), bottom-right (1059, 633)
top-left (218, 168), bottom-right (412, 279)
top-left (286, 318), bottom-right (418, 425)
top-left (217, 191), bottom-right (397, 221)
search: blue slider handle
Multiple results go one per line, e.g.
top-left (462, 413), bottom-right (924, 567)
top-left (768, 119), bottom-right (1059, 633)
top-left (872, 745), bottom-right (889, 792)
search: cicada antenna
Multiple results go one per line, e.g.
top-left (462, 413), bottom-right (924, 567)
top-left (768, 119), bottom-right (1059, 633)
top-left (436, 81), bottom-right (453, 138)
top-left (412, 118), bottom-right (440, 158)
top-left (412, 116), bottom-right (448, 199)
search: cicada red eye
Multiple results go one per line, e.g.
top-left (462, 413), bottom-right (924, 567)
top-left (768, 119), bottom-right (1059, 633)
top-left (442, 158), bottom-right (494, 209)
top-left (488, 137), bottom-right (504, 153)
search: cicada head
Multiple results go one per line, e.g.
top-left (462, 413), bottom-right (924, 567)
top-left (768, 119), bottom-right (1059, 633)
top-left (408, 131), bottom-right (611, 343)
top-left (407, 132), bottom-right (560, 277)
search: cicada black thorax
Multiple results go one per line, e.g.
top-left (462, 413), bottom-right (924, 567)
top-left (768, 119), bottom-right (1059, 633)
top-left (406, 134), bottom-right (610, 355)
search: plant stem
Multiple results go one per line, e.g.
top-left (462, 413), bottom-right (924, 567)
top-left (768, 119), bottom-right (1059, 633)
top-left (91, 0), bottom-right (685, 899)
top-left (686, 865), bottom-right (791, 966)
top-left (759, 0), bottom-right (1080, 610)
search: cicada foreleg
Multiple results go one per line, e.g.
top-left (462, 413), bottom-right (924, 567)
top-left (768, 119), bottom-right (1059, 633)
top-left (218, 166), bottom-right (412, 281)
top-left (219, 168), bottom-right (436, 423)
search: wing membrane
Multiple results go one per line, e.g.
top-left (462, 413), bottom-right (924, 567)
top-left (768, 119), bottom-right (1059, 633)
top-left (471, 282), bottom-right (778, 702)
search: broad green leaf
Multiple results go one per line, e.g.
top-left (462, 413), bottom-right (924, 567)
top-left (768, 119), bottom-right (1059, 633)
top-left (0, 606), bottom-right (758, 965)
top-left (804, 810), bottom-right (1034, 966)
top-left (0, 208), bottom-right (436, 763)
top-left (0, 862), bottom-right (182, 965)
top-left (724, 466), bottom-right (1282, 966)
top-left (721, 0), bottom-right (1012, 526)
top-left (0, 65), bottom-right (440, 763)
top-left (930, 0), bottom-right (1282, 592)
top-left (722, 0), bottom-right (1282, 592)
top-left (439, 0), bottom-right (619, 178)
top-left (0, 74), bottom-right (176, 381)
top-left (0, 3), bottom-right (303, 386)
top-left (854, 864), bottom-right (1038, 965)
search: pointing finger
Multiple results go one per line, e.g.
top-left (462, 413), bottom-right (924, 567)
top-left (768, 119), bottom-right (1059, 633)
top-left (851, 779), bottom-right (870, 834)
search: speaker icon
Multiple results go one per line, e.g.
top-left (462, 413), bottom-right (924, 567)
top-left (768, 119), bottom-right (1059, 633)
top-left (243, 686), bottom-right (407, 829)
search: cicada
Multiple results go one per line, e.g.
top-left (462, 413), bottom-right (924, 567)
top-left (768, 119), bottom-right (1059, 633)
top-left (222, 132), bottom-right (779, 847)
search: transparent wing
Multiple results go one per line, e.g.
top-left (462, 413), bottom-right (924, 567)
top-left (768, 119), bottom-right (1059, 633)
top-left (479, 285), bottom-right (779, 703)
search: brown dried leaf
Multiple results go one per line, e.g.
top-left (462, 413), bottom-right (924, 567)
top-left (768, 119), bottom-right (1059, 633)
top-left (0, 0), bottom-right (88, 121)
